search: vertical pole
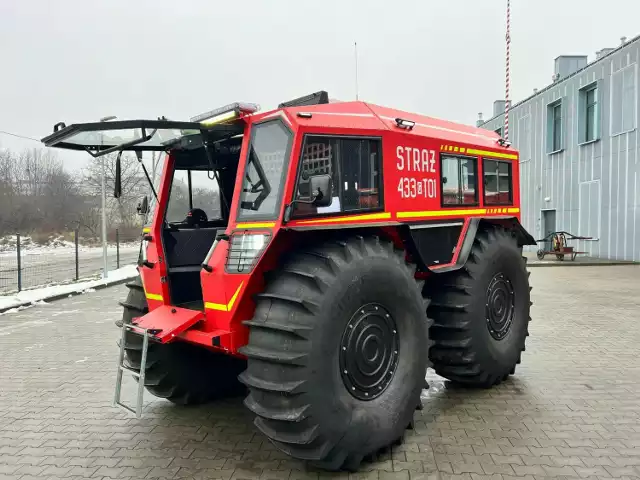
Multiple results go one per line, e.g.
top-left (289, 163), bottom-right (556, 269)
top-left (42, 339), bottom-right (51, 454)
top-left (504, 0), bottom-right (511, 142)
top-left (116, 228), bottom-right (120, 270)
top-left (101, 155), bottom-right (108, 279)
top-left (75, 229), bottom-right (79, 281)
top-left (354, 41), bottom-right (359, 101)
top-left (16, 233), bottom-right (22, 292)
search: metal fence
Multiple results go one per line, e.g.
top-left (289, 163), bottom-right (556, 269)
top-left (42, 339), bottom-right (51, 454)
top-left (0, 230), bottom-right (140, 295)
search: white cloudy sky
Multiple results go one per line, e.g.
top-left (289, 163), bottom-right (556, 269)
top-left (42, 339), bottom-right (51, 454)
top-left (0, 0), bottom-right (637, 170)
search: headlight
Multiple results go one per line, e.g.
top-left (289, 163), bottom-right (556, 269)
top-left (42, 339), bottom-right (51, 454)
top-left (226, 234), bottom-right (270, 273)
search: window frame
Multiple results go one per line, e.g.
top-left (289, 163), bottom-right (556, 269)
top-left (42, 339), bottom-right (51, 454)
top-left (546, 98), bottom-right (565, 155)
top-left (236, 118), bottom-right (294, 222)
top-left (578, 81), bottom-right (601, 145)
top-left (289, 133), bottom-right (385, 220)
top-left (439, 153), bottom-right (479, 208)
top-left (482, 157), bottom-right (514, 206)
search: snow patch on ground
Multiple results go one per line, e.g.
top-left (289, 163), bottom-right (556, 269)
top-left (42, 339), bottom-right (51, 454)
top-left (0, 234), bottom-right (139, 256)
top-left (0, 264), bottom-right (137, 314)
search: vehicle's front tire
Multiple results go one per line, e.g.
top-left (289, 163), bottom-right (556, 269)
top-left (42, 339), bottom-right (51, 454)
top-left (117, 276), bottom-right (246, 405)
top-left (239, 235), bottom-right (432, 471)
top-left (425, 225), bottom-right (531, 387)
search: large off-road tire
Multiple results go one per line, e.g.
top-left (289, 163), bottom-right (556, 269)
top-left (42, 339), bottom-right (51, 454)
top-left (117, 276), bottom-right (246, 405)
top-left (425, 225), bottom-right (531, 387)
top-left (238, 235), bottom-right (432, 471)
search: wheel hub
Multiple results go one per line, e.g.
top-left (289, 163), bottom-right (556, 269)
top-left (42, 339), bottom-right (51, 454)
top-left (485, 272), bottom-right (515, 340)
top-left (339, 303), bottom-right (399, 400)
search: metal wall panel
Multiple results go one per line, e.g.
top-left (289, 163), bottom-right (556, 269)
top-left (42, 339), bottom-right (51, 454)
top-left (480, 36), bottom-right (640, 260)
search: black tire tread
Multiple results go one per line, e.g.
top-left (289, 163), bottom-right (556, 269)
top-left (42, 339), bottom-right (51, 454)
top-left (239, 234), bottom-right (434, 471)
top-left (425, 224), bottom-right (532, 387)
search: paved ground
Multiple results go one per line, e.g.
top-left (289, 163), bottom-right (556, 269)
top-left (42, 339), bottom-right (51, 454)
top-left (1, 265), bottom-right (640, 479)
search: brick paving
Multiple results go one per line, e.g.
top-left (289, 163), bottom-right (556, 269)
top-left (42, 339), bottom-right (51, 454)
top-left (1, 265), bottom-right (639, 479)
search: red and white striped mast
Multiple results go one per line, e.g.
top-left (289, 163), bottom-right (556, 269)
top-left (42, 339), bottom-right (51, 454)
top-left (504, 0), bottom-right (511, 142)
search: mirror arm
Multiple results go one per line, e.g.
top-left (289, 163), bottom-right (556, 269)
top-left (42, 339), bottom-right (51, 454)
top-left (282, 192), bottom-right (321, 224)
top-left (135, 151), bottom-right (159, 201)
top-left (202, 135), bottom-right (230, 215)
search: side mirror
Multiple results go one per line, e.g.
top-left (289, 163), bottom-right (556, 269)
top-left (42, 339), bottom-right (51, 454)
top-left (113, 151), bottom-right (122, 199)
top-left (309, 174), bottom-right (333, 207)
top-left (137, 195), bottom-right (149, 215)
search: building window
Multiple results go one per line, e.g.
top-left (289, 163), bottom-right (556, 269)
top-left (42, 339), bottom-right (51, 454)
top-left (292, 135), bottom-right (381, 217)
top-left (585, 87), bottom-right (597, 141)
top-left (578, 82), bottom-right (600, 144)
top-left (440, 154), bottom-right (477, 206)
top-left (611, 63), bottom-right (637, 136)
top-left (546, 99), bottom-right (564, 153)
top-left (483, 158), bottom-right (513, 205)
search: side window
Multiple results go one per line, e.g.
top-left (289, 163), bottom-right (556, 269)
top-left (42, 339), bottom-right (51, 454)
top-left (483, 159), bottom-right (513, 205)
top-left (293, 136), bottom-right (382, 216)
top-left (440, 154), bottom-right (477, 206)
top-left (166, 169), bottom-right (221, 223)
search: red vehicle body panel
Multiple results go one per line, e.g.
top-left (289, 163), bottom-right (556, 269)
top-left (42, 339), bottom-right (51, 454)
top-left (136, 100), bottom-right (522, 355)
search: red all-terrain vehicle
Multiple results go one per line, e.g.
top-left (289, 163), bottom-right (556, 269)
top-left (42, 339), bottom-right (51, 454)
top-left (42, 91), bottom-right (535, 471)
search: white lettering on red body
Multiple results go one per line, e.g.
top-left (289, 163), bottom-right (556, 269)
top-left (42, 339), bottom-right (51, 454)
top-left (395, 145), bottom-right (438, 199)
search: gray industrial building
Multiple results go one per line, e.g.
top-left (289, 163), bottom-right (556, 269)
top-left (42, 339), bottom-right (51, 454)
top-left (478, 34), bottom-right (639, 261)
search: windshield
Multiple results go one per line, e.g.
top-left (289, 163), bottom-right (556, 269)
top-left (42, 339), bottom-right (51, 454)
top-left (238, 120), bottom-right (292, 219)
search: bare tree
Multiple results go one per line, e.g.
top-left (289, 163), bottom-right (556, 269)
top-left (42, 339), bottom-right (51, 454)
top-left (83, 152), bottom-right (148, 229)
top-left (0, 146), bottom-right (81, 236)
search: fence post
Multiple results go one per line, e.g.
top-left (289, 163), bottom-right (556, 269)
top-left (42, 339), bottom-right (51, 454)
top-left (116, 228), bottom-right (120, 269)
top-left (75, 229), bottom-right (79, 281)
top-left (16, 234), bottom-right (22, 292)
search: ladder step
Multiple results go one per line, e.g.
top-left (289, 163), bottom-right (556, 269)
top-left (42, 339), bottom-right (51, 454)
top-left (114, 324), bottom-right (154, 418)
top-left (119, 365), bottom-right (141, 378)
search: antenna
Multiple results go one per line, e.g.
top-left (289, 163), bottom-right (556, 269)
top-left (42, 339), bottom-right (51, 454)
top-left (354, 41), bottom-right (359, 101)
top-left (504, 0), bottom-right (511, 142)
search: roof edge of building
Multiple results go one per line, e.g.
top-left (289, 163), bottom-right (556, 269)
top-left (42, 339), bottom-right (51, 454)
top-left (479, 32), bottom-right (640, 127)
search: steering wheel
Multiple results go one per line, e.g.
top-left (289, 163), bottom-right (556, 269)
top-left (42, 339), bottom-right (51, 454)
top-left (185, 208), bottom-right (208, 227)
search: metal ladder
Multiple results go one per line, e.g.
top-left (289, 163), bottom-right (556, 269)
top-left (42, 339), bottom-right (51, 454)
top-left (114, 323), bottom-right (152, 418)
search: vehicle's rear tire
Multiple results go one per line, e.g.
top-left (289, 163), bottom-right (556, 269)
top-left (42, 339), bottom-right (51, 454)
top-left (117, 276), bottom-right (246, 405)
top-left (239, 235), bottom-right (432, 471)
top-left (425, 225), bottom-right (531, 388)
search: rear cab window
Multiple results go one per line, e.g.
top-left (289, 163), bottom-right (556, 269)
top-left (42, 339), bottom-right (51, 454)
top-left (483, 158), bottom-right (513, 205)
top-left (439, 154), bottom-right (478, 206)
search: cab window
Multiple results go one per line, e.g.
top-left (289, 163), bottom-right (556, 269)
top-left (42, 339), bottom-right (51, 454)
top-left (440, 154), bottom-right (478, 206)
top-left (166, 169), bottom-right (221, 224)
top-left (292, 135), bottom-right (382, 217)
top-left (483, 158), bottom-right (513, 205)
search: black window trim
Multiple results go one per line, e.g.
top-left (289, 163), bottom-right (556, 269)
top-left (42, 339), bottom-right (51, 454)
top-left (236, 117), bottom-right (294, 222)
top-left (482, 157), bottom-right (514, 206)
top-left (439, 153), bottom-right (479, 208)
top-left (289, 133), bottom-right (385, 220)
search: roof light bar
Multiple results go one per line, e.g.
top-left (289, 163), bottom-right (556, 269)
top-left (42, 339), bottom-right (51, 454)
top-left (191, 102), bottom-right (260, 125)
top-left (278, 90), bottom-right (329, 108)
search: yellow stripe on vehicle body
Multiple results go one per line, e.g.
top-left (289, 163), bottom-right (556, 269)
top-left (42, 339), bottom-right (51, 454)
top-left (397, 207), bottom-right (520, 219)
top-left (296, 212), bottom-right (391, 225)
top-left (145, 292), bottom-right (163, 301)
top-left (465, 148), bottom-right (518, 160)
top-left (397, 208), bottom-right (487, 219)
top-left (205, 282), bottom-right (244, 312)
top-left (142, 227), bottom-right (151, 233)
top-left (235, 222), bottom-right (276, 229)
